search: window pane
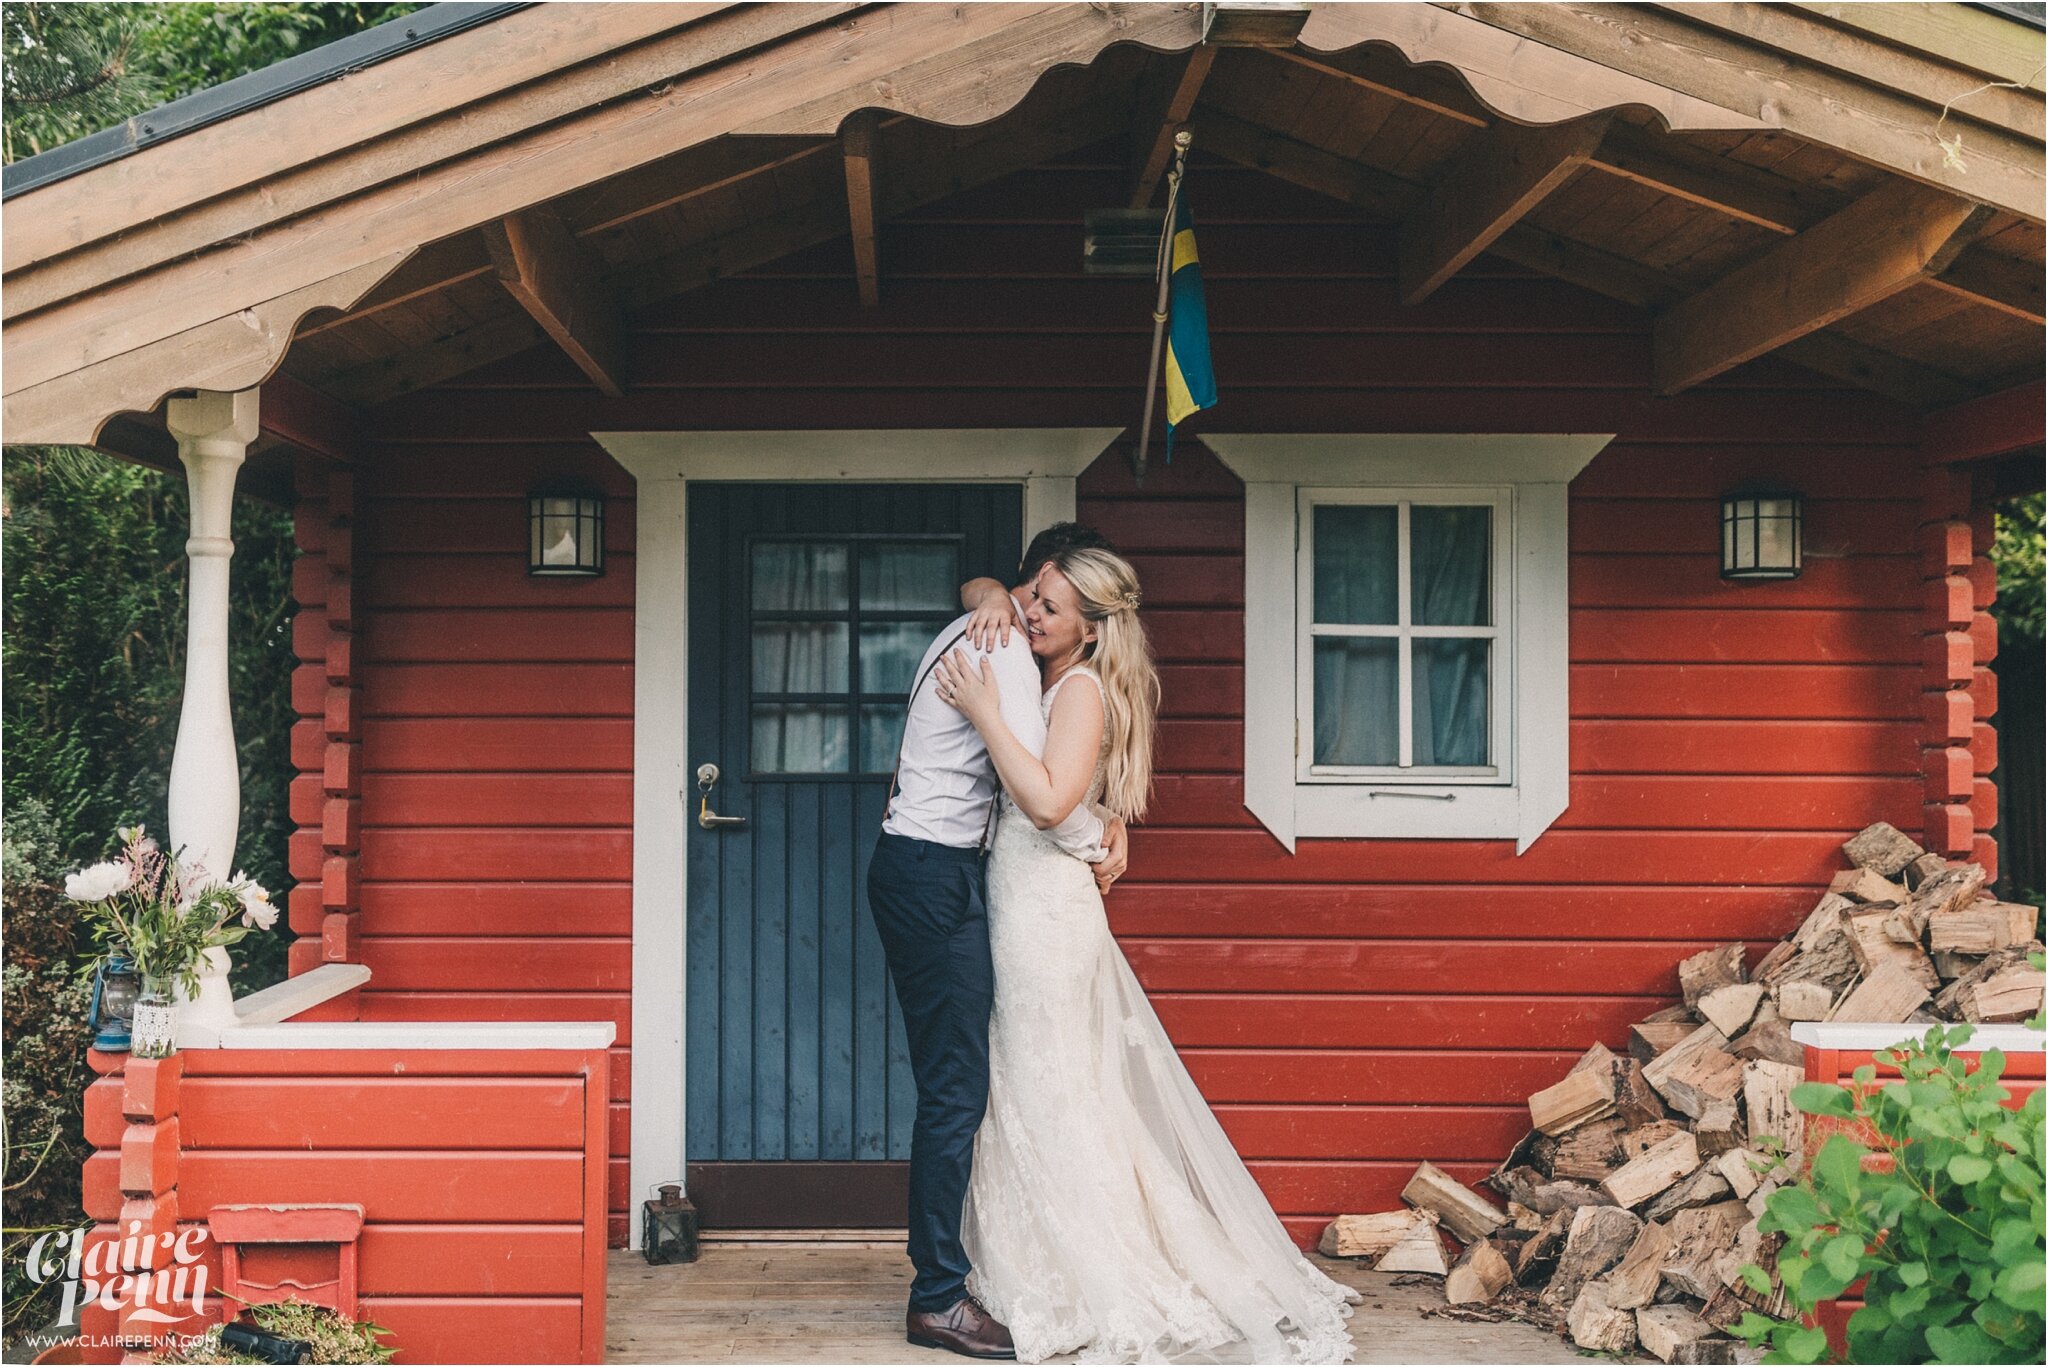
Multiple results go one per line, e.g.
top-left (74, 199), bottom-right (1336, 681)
top-left (860, 622), bottom-right (938, 697)
top-left (752, 704), bottom-right (849, 773)
top-left (1312, 638), bottom-right (1398, 766)
top-left (753, 542), bottom-right (848, 611)
top-left (859, 703), bottom-right (907, 773)
top-left (752, 623), bottom-right (848, 694)
top-left (1313, 505), bottom-right (1398, 625)
top-left (860, 541), bottom-right (958, 611)
top-left (1411, 505), bottom-right (1491, 626)
top-left (1413, 639), bottom-right (1490, 766)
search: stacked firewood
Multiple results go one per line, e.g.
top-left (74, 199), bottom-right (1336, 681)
top-left (1318, 823), bottom-right (2043, 1363)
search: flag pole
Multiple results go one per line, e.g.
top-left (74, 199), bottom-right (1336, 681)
top-left (1132, 129), bottom-right (1192, 486)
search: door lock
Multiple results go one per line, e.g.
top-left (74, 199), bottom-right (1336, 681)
top-left (693, 763), bottom-right (749, 831)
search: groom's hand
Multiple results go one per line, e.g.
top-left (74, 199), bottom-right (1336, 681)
top-left (1095, 818), bottom-right (1129, 894)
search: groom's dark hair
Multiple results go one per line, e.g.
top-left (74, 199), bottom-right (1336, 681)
top-left (1018, 521), bottom-right (1113, 586)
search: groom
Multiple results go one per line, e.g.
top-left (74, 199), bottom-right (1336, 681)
top-left (867, 521), bottom-right (1127, 1360)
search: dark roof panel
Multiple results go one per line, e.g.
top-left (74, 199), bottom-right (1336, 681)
top-left (2, 2), bottom-right (530, 201)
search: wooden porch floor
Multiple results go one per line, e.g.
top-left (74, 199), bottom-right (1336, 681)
top-left (604, 1241), bottom-right (1606, 1364)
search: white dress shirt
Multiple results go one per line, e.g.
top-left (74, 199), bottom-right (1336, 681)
top-left (882, 595), bottom-right (1107, 859)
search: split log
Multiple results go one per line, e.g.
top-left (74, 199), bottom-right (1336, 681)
top-left (1730, 1016), bottom-right (1804, 1067)
top-left (1637, 1305), bottom-right (1717, 1363)
top-left (1643, 1004), bottom-right (1696, 1025)
top-left (1693, 1097), bottom-right (1745, 1155)
top-left (1612, 1057), bottom-right (1668, 1128)
top-left (1545, 1205), bottom-right (1643, 1310)
top-left (1567, 1280), bottom-right (1637, 1354)
top-left (1773, 980), bottom-right (1835, 1021)
top-left (1569, 1041), bottom-right (1619, 1075)
top-left (1963, 965), bottom-right (2046, 1023)
top-left (1714, 1148), bottom-right (1768, 1199)
top-left (1909, 863), bottom-right (1988, 921)
top-left (1605, 1220), bottom-right (1671, 1309)
top-left (1842, 822), bottom-right (1924, 877)
top-left (1630, 1021), bottom-right (1696, 1064)
top-left (1600, 1131), bottom-right (1700, 1209)
top-left (1932, 942), bottom-right (2034, 1017)
top-left (1374, 1213), bottom-right (1450, 1275)
top-left (1830, 866), bottom-right (1908, 905)
top-left (1679, 944), bottom-right (1747, 1007)
top-left (1551, 1116), bottom-right (1628, 1181)
top-left (1830, 959), bottom-right (1931, 1023)
top-left (1697, 1285), bottom-right (1751, 1331)
top-left (1903, 852), bottom-right (1949, 889)
top-left (1528, 1067), bottom-right (1616, 1136)
top-left (1444, 1237), bottom-right (1514, 1304)
top-left (1716, 1218), bottom-right (1783, 1297)
top-left (1492, 1167), bottom-right (1612, 1218)
top-left (1929, 901), bottom-right (2037, 955)
top-left (1642, 1024), bottom-right (1744, 1119)
top-left (1660, 1201), bottom-right (1748, 1299)
top-left (1402, 1161), bottom-right (1506, 1244)
top-left (1319, 1209), bottom-right (1435, 1260)
top-left (1514, 1207), bottom-right (1571, 1283)
top-left (1624, 1119), bottom-right (1689, 1155)
top-left (1670, 1339), bottom-right (1747, 1365)
top-left (1697, 983), bottom-right (1765, 1037)
top-left (1932, 950), bottom-right (1986, 982)
top-left (1641, 1164), bottom-right (1733, 1223)
top-left (1741, 1061), bottom-right (1806, 1165)
top-left (1843, 910), bottom-right (1940, 989)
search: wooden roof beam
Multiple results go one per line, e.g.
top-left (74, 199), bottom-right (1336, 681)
top-left (1651, 178), bottom-right (1997, 395)
top-left (481, 205), bottom-right (628, 398)
top-left (1398, 112), bottom-right (1611, 305)
top-left (843, 112), bottom-right (882, 308)
top-left (1130, 48), bottom-right (1220, 208)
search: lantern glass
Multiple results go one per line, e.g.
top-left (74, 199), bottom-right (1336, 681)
top-left (529, 492), bottom-right (604, 577)
top-left (92, 951), bottom-right (139, 1052)
top-left (1720, 491), bottom-right (1802, 581)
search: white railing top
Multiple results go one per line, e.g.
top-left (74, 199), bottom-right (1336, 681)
top-left (176, 964), bottom-right (616, 1051)
top-left (1789, 1022), bottom-right (2046, 1054)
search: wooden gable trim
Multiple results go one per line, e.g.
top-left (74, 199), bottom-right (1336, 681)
top-left (3, 3), bottom-right (1207, 448)
top-left (1436, 3), bottom-right (2045, 224)
top-left (1651, 179), bottom-right (1996, 394)
top-left (482, 206), bottom-right (628, 397)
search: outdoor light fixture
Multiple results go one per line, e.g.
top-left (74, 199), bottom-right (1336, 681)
top-left (1720, 487), bottom-right (1803, 581)
top-left (528, 487), bottom-right (604, 577)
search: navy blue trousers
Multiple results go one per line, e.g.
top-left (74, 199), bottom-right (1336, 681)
top-left (865, 830), bottom-right (995, 1313)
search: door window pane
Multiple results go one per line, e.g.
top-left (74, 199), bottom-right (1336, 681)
top-left (752, 622), bottom-right (849, 694)
top-left (1312, 639), bottom-right (1398, 766)
top-left (752, 704), bottom-right (849, 773)
top-left (753, 542), bottom-right (848, 611)
top-left (859, 622), bottom-right (935, 696)
top-left (1413, 639), bottom-right (1490, 766)
top-left (860, 542), bottom-right (958, 611)
top-left (859, 703), bottom-right (907, 773)
top-left (1411, 506), bottom-right (1492, 626)
top-left (1313, 504), bottom-right (1398, 624)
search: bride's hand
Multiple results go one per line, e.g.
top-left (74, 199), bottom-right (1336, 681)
top-left (934, 649), bottom-right (1001, 729)
top-left (962, 592), bottom-right (1015, 652)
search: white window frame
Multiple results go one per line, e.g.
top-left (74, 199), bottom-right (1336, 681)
top-left (1205, 434), bottom-right (1614, 854)
top-left (1296, 486), bottom-right (1513, 785)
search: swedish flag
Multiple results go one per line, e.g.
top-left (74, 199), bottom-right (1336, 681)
top-left (1162, 192), bottom-right (1217, 460)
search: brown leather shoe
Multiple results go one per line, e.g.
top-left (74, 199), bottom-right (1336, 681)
top-left (906, 1297), bottom-right (1016, 1359)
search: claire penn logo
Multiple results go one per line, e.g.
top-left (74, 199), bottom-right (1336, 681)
top-left (24, 1221), bottom-right (210, 1330)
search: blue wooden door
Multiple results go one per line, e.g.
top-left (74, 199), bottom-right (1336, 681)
top-left (685, 483), bottom-right (1023, 1226)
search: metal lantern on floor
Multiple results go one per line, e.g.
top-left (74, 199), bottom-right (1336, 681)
top-left (528, 487), bottom-right (605, 577)
top-left (642, 1183), bottom-right (700, 1265)
top-left (89, 950), bottom-right (140, 1052)
top-left (1720, 487), bottom-right (1803, 581)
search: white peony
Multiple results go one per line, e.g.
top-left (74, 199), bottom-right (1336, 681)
top-left (64, 861), bottom-right (133, 902)
top-left (233, 872), bottom-right (279, 930)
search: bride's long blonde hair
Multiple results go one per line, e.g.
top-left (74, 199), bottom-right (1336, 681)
top-left (1052, 546), bottom-right (1159, 823)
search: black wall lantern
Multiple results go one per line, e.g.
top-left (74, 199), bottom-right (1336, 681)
top-left (529, 487), bottom-right (605, 577)
top-left (1720, 487), bottom-right (1803, 581)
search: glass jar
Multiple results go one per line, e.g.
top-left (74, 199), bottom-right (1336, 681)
top-left (130, 974), bottom-right (179, 1059)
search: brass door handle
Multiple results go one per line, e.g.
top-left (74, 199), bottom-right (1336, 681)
top-left (694, 763), bottom-right (748, 831)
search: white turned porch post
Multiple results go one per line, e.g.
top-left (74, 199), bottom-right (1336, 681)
top-left (165, 389), bottom-right (259, 1026)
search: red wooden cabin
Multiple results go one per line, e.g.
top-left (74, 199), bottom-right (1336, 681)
top-left (5, 3), bottom-right (2043, 1361)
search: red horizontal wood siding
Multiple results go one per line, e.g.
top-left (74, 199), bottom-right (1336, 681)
top-left (319, 148), bottom-right (1931, 1250)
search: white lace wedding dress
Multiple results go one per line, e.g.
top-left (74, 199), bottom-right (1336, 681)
top-left (961, 668), bottom-right (1360, 1365)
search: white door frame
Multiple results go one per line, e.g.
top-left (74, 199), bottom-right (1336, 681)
top-left (591, 428), bottom-right (1121, 1241)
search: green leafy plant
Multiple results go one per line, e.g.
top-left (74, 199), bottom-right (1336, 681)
top-left (1733, 1021), bottom-right (2046, 1364)
top-left (67, 826), bottom-right (277, 997)
top-left (155, 1298), bottom-right (397, 1365)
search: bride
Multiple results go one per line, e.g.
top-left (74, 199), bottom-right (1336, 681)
top-left (930, 546), bottom-right (1359, 1365)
